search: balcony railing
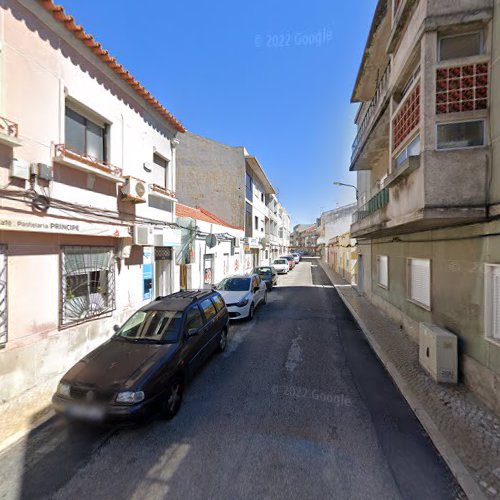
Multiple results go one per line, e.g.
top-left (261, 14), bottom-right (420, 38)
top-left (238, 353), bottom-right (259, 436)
top-left (0, 116), bottom-right (19, 138)
top-left (352, 188), bottom-right (389, 223)
top-left (150, 183), bottom-right (176, 199)
top-left (351, 62), bottom-right (391, 161)
top-left (54, 144), bottom-right (123, 177)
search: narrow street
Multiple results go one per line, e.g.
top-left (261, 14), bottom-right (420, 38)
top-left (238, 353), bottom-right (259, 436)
top-left (0, 258), bottom-right (463, 500)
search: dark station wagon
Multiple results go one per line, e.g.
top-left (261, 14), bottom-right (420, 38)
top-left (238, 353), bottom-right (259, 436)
top-left (52, 290), bottom-right (229, 424)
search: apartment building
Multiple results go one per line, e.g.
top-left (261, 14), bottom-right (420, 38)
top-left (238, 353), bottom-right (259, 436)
top-left (0, 0), bottom-right (184, 435)
top-left (317, 203), bottom-right (357, 255)
top-left (350, 0), bottom-right (500, 410)
top-left (291, 224), bottom-right (318, 254)
top-left (176, 132), bottom-right (288, 271)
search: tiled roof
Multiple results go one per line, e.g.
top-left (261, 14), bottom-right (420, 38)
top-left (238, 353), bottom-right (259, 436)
top-left (38, 1), bottom-right (185, 133)
top-left (176, 203), bottom-right (243, 231)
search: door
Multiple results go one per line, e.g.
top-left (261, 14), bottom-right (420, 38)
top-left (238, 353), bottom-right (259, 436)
top-left (155, 247), bottom-right (172, 297)
top-left (203, 255), bottom-right (213, 289)
top-left (357, 255), bottom-right (364, 294)
top-left (198, 297), bottom-right (219, 360)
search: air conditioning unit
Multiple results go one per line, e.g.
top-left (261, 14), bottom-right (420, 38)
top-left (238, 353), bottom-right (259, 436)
top-left (133, 224), bottom-right (154, 246)
top-left (419, 323), bottom-right (457, 384)
top-left (121, 176), bottom-right (148, 203)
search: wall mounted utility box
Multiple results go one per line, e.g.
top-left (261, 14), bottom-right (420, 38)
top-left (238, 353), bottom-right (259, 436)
top-left (10, 159), bottom-right (30, 180)
top-left (419, 323), bottom-right (457, 384)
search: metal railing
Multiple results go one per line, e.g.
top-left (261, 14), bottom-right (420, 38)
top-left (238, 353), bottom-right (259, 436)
top-left (352, 62), bottom-right (391, 160)
top-left (54, 144), bottom-right (123, 177)
top-left (150, 183), bottom-right (176, 199)
top-left (0, 116), bottom-right (19, 138)
top-left (352, 188), bottom-right (389, 223)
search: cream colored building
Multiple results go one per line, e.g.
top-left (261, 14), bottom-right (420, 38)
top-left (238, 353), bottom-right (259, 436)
top-left (350, 0), bottom-right (500, 411)
top-left (0, 0), bottom-right (184, 439)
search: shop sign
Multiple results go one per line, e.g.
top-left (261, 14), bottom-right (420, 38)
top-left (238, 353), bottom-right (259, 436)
top-left (248, 237), bottom-right (260, 249)
top-left (0, 213), bottom-right (130, 237)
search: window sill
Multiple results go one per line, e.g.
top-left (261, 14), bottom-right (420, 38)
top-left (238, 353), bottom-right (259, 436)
top-left (377, 282), bottom-right (389, 290)
top-left (149, 184), bottom-right (177, 201)
top-left (386, 155), bottom-right (421, 188)
top-left (53, 145), bottom-right (123, 183)
top-left (407, 297), bottom-right (431, 312)
top-left (0, 130), bottom-right (22, 148)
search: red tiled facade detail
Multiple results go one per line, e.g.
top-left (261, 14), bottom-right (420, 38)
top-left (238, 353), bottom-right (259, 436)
top-left (436, 63), bottom-right (488, 114)
top-left (392, 84), bottom-right (420, 151)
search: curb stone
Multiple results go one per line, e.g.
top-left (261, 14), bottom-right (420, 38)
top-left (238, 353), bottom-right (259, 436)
top-left (319, 259), bottom-right (487, 500)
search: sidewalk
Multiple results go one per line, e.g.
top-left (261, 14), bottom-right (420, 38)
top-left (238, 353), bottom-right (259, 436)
top-left (319, 260), bottom-right (500, 500)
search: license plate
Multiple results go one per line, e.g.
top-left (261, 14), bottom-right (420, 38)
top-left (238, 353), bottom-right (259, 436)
top-left (66, 404), bottom-right (105, 422)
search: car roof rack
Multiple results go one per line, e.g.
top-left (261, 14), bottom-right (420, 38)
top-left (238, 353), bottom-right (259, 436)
top-left (154, 289), bottom-right (213, 303)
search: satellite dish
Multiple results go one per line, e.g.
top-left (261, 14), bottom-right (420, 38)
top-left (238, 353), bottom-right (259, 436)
top-left (206, 234), bottom-right (217, 248)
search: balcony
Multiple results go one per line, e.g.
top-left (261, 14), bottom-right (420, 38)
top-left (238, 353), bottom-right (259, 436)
top-left (353, 188), bottom-right (389, 225)
top-left (0, 116), bottom-right (22, 147)
top-left (351, 63), bottom-right (391, 170)
top-left (149, 183), bottom-right (177, 201)
top-left (53, 144), bottom-right (123, 182)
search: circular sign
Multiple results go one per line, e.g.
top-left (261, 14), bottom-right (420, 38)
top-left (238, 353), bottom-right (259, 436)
top-left (206, 234), bottom-right (217, 248)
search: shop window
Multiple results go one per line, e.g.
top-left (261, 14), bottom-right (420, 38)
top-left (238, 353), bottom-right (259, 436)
top-left (65, 106), bottom-right (108, 162)
top-left (0, 246), bottom-right (6, 346)
top-left (437, 120), bottom-right (485, 150)
top-left (152, 153), bottom-right (169, 188)
top-left (439, 32), bottom-right (483, 62)
top-left (61, 246), bottom-right (115, 325)
top-left (485, 264), bottom-right (500, 342)
top-left (377, 255), bottom-right (389, 289)
top-left (408, 258), bottom-right (431, 309)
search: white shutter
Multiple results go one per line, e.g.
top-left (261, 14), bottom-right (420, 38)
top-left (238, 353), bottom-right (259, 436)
top-left (410, 258), bottom-right (431, 308)
top-left (377, 256), bottom-right (388, 288)
top-left (491, 267), bottom-right (500, 340)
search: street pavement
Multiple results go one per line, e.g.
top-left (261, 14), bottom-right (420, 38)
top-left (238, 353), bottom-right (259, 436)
top-left (0, 258), bottom-right (464, 500)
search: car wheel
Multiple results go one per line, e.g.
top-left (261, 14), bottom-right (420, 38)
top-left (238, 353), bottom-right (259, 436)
top-left (218, 328), bottom-right (228, 352)
top-left (248, 303), bottom-right (255, 320)
top-left (160, 377), bottom-right (184, 420)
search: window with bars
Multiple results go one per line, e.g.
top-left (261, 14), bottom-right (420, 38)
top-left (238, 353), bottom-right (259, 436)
top-left (408, 258), bottom-right (431, 309)
top-left (377, 255), bottom-right (389, 289)
top-left (61, 246), bottom-right (115, 325)
top-left (0, 246), bottom-right (6, 346)
top-left (485, 264), bottom-right (500, 342)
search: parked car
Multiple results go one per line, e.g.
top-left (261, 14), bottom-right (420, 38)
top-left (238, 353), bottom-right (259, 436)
top-left (291, 253), bottom-right (301, 264)
top-left (280, 255), bottom-right (295, 270)
top-left (216, 274), bottom-right (267, 320)
top-left (52, 290), bottom-right (229, 424)
top-left (253, 266), bottom-right (278, 290)
top-left (272, 258), bottom-right (289, 274)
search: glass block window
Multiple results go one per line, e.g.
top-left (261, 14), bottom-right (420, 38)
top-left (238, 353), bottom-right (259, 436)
top-left (436, 63), bottom-right (488, 114)
top-left (393, 84), bottom-right (420, 151)
top-left (61, 246), bottom-right (115, 325)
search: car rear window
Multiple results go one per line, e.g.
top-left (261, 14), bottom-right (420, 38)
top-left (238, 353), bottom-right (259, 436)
top-left (212, 294), bottom-right (225, 312)
top-left (274, 259), bottom-right (287, 264)
top-left (200, 297), bottom-right (217, 320)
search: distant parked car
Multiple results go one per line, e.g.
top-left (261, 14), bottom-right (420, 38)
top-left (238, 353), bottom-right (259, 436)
top-left (52, 290), bottom-right (229, 424)
top-left (253, 266), bottom-right (278, 291)
top-left (280, 255), bottom-right (295, 270)
top-left (216, 274), bottom-right (267, 320)
top-left (291, 253), bottom-right (300, 263)
top-left (273, 258), bottom-right (289, 274)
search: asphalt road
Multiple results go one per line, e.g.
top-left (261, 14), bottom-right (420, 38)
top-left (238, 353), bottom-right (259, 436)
top-left (0, 258), bottom-right (464, 500)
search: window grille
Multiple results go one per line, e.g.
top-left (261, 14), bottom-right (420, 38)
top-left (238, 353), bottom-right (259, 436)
top-left (61, 246), bottom-right (115, 325)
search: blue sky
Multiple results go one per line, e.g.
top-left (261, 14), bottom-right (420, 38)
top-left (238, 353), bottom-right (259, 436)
top-left (63, 0), bottom-right (377, 226)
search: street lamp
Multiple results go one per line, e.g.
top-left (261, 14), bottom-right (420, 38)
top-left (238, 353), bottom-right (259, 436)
top-left (333, 181), bottom-right (358, 201)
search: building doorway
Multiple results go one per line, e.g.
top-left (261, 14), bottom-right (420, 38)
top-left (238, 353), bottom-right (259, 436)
top-left (155, 247), bottom-right (172, 297)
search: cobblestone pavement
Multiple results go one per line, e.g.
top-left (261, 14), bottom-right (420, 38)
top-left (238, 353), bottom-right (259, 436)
top-left (319, 259), bottom-right (500, 499)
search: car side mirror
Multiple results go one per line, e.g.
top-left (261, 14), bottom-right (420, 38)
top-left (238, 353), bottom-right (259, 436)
top-left (187, 328), bottom-right (199, 338)
top-left (113, 324), bottom-right (120, 333)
